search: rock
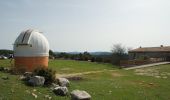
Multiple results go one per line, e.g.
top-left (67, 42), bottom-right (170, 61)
top-left (45, 95), bottom-right (52, 100)
top-left (31, 93), bottom-right (38, 99)
top-left (19, 75), bottom-right (27, 81)
top-left (33, 89), bottom-right (37, 92)
top-left (70, 90), bottom-right (91, 100)
top-left (2, 76), bottom-right (9, 80)
top-left (53, 86), bottom-right (68, 96)
top-left (57, 78), bottom-right (70, 87)
top-left (28, 76), bottom-right (45, 86)
top-left (3, 68), bottom-right (11, 73)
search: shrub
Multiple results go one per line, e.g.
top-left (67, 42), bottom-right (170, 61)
top-left (34, 68), bottom-right (56, 85)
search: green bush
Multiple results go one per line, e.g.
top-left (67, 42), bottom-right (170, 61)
top-left (34, 68), bottom-right (56, 85)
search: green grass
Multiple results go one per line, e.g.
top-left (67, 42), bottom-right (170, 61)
top-left (49, 59), bottom-right (115, 74)
top-left (0, 59), bottom-right (170, 100)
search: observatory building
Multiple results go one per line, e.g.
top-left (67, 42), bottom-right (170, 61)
top-left (13, 29), bottom-right (49, 72)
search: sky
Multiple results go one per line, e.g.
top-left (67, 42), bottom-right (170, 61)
top-left (0, 0), bottom-right (170, 52)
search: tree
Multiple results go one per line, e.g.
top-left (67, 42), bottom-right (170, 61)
top-left (49, 49), bottom-right (56, 59)
top-left (111, 44), bottom-right (128, 66)
top-left (0, 49), bottom-right (13, 56)
top-left (82, 51), bottom-right (92, 61)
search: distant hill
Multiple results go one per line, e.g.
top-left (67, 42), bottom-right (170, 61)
top-left (90, 52), bottom-right (112, 56)
top-left (54, 51), bottom-right (112, 56)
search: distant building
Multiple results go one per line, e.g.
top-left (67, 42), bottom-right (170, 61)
top-left (128, 45), bottom-right (170, 61)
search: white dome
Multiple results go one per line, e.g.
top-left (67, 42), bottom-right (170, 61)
top-left (14, 29), bottom-right (49, 57)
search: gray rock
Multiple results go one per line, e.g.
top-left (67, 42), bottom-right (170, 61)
top-left (70, 90), bottom-right (91, 100)
top-left (28, 76), bottom-right (45, 86)
top-left (57, 78), bottom-right (70, 87)
top-left (3, 68), bottom-right (11, 73)
top-left (53, 86), bottom-right (68, 96)
top-left (19, 75), bottom-right (26, 80)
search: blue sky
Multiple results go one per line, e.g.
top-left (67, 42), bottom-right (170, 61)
top-left (0, 0), bottom-right (170, 52)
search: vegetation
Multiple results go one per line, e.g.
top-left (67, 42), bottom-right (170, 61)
top-left (49, 49), bottom-right (57, 59)
top-left (34, 68), bottom-right (56, 85)
top-left (0, 59), bottom-right (170, 100)
top-left (55, 51), bottom-right (92, 60)
top-left (0, 49), bottom-right (13, 56)
top-left (111, 44), bottom-right (128, 66)
top-left (54, 44), bottom-right (129, 66)
top-left (55, 51), bottom-right (112, 64)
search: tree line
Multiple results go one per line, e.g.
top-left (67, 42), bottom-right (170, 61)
top-left (0, 49), bottom-right (13, 56)
top-left (50, 44), bottom-right (129, 66)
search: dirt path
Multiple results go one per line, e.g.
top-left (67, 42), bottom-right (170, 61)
top-left (124, 62), bottom-right (170, 70)
top-left (55, 69), bottom-right (115, 78)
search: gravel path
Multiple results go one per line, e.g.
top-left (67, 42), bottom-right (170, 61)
top-left (55, 69), bottom-right (115, 78)
top-left (124, 62), bottom-right (170, 70)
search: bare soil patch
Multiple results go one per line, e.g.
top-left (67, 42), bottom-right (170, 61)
top-left (134, 68), bottom-right (170, 79)
top-left (111, 72), bottom-right (123, 77)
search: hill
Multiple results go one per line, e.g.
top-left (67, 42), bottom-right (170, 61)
top-left (54, 51), bottom-right (112, 56)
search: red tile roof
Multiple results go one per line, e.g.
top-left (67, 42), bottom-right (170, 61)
top-left (129, 46), bottom-right (170, 53)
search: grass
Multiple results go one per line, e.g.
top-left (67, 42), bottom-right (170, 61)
top-left (49, 59), bottom-right (115, 74)
top-left (0, 59), bottom-right (170, 100)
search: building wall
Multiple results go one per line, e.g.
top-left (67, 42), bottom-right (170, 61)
top-left (14, 56), bottom-right (48, 72)
top-left (129, 52), bottom-right (170, 60)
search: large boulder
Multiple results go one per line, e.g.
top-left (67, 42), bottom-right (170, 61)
top-left (28, 76), bottom-right (45, 86)
top-left (57, 78), bottom-right (70, 87)
top-left (70, 90), bottom-right (91, 100)
top-left (53, 86), bottom-right (68, 96)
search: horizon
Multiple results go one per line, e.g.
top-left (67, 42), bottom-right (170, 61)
top-left (1, 0), bottom-right (170, 52)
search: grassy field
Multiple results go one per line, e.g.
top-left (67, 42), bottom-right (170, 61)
top-left (0, 59), bottom-right (170, 100)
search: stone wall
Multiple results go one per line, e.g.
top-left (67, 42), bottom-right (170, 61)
top-left (129, 52), bottom-right (170, 61)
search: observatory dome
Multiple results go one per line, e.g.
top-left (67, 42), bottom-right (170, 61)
top-left (14, 29), bottom-right (49, 57)
top-left (13, 29), bottom-right (49, 72)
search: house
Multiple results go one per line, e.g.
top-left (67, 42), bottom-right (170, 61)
top-left (128, 45), bottom-right (170, 61)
